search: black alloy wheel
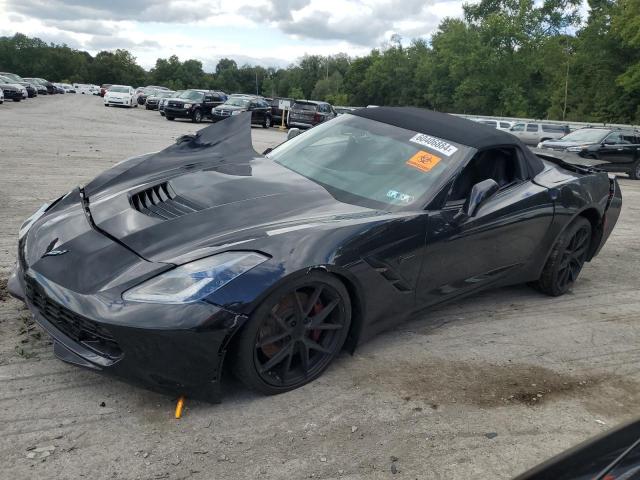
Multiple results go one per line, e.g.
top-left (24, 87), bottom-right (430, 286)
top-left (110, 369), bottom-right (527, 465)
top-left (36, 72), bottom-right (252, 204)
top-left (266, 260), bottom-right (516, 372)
top-left (192, 109), bottom-right (202, 123)
top-left (535, 217), bottom-right (591, 296)
top-left (233, 272), bottom-right (351, 394)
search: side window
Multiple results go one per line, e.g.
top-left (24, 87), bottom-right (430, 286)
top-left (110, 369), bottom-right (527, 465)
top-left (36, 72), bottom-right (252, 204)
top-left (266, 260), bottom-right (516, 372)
top-left (511, 123), bottom-right (525, 132)
top-left (526, 124), bottom-right (539, 132)
top-left (542, 124), bottom-right (565, 133)
top-left (447, 148), bottom-right (528, 203)
top-left (620, 133), bottom-right (635, 144)
top-left (249, 101), bottom-right (258, 109)
top-left (604, 132), bottom-right (623, 144)
top-left (500, 122), bottom-right (511, 129)
top-left (204, 95), bottom-right (213, 102)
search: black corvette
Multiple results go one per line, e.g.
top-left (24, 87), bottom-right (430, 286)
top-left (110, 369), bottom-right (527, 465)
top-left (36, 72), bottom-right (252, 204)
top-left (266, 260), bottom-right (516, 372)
top-left (8, 108), bottom-right (622, 401)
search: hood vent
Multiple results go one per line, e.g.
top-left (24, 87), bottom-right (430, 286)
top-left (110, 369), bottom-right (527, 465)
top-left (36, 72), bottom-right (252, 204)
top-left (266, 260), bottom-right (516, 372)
top-left (130, 182), bottom-right (203, 219)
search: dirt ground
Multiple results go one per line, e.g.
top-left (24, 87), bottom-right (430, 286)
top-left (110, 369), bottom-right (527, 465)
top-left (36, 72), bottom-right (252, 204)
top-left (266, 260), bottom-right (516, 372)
top-left (1, 94), bottom-right (639, 480)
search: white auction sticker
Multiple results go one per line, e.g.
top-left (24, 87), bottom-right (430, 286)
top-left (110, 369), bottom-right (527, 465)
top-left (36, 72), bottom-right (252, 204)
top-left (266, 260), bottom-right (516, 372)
top-left (409, 134), bottom-right (458, 156)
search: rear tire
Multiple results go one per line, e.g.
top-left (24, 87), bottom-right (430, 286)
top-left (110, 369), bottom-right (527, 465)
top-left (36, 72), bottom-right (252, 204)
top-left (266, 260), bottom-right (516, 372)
top-left (232, 272), bottom-right (351, 395)
top-left (166, 116), bottom-right (175, 121)
top-left (630, 160), bottom-right (640, 180)
top-left (534, 217), bottom-right (592, 296)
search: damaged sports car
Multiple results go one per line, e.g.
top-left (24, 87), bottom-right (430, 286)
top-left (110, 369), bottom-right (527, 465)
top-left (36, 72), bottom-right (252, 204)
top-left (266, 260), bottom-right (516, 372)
top-left (8, 108), bottom-right (622, 401)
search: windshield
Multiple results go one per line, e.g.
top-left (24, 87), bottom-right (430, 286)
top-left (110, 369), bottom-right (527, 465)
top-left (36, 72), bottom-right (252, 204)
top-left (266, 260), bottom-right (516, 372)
top-left (561, 129), bottom-right (609, 143)
top-left (110, 86), bottom-right (130, 93)
top-left (267, 115), bottom-right (471, 208)
top-left (2, 73), bottom-right (23, 82)
top-left (177, 90), bottom-right (204, 101)
top-left (224, 97), bottom-right (250, 107)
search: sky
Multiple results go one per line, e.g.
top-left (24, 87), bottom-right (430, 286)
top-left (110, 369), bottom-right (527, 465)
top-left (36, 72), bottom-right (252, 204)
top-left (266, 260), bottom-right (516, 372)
top-left (0, 0), bottom-right (467, 70)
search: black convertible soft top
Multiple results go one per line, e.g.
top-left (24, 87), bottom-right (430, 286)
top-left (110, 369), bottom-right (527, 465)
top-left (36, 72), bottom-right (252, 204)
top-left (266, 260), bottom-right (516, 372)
top-left (353, 106), bottom-right (544, 174)
top-left (353, 106), bottom-right (519, 150)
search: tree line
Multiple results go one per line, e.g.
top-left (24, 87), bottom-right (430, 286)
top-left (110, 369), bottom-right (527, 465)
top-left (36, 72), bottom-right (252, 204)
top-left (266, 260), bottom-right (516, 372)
top-left (0, 0), bottom-right (638, 123)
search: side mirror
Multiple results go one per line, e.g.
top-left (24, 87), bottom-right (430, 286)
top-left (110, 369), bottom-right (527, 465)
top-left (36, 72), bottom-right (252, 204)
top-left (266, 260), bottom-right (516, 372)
top-left (287, 128), bottom-right (301, 141)
top-left (460, 179), bottom-right (500, 218)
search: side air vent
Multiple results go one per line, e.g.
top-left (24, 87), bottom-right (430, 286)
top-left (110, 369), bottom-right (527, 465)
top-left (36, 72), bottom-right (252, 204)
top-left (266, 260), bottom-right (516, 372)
top-left (130, 182), bottom-right (203, 219)
top-left (364, 257), bottom-right (413, 292)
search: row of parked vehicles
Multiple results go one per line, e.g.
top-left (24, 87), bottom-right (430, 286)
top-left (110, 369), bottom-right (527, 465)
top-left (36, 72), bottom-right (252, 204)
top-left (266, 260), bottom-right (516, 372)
top-left (99, 83), bottom-right (341, 129)
top-left (0, 71), bottom-right (78, 103)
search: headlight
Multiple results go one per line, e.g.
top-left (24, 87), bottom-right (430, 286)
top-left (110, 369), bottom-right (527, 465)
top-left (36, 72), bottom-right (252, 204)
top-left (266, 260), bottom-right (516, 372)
top-left (19, 203), bottom-right (49, 240)
top-left (122, 252), bottom-right (269, 304)
top-left (566, 145), bottom-right (586, 152)
top-left (231, 110), bottom-right (242, 115)
top-left (536, 142), bottom-right (544, 148)
top-left (183, 103), bottom-right (192, 108)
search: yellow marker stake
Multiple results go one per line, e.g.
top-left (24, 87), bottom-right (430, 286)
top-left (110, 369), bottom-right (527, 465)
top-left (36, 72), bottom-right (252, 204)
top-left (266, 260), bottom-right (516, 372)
top-left (175, 396), bottom-right (185, 419)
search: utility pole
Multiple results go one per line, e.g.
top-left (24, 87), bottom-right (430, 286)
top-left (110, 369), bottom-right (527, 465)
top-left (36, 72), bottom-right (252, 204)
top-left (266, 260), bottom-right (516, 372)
top-left (255, 71), bottom-right (258, 95)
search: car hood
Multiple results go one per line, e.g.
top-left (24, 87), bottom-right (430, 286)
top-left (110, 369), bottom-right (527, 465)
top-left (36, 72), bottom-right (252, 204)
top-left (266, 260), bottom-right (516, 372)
top-left (1, 83), bottom-right (21, 91)
top-left (541, 140), bottom-right (595, 149)
top-left (215, 104), bottom-right (246, 111)
top-left (84, 113), bottom-right (375, 263)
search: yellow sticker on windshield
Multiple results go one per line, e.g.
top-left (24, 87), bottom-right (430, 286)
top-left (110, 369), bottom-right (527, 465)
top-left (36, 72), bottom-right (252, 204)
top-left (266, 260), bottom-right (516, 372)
top-left (406, 150), bottom-right (441, 172)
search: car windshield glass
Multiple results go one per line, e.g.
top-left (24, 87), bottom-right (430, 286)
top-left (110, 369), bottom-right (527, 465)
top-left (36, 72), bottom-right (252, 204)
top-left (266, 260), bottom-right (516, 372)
top-left (225, 98), bottom-right (250, 107)
top-left (3, 73), bottom-right (23, 82)
top-left (293, 102), bottom-right (317, 111)
top-left (561, 129), bottom-right (609, 143)
top-left (177, 90), bottom-right (204, 101)
top-left (267, 115), bottom-right (471, 208)
top-left (110, 86), bottom-right (129, 93)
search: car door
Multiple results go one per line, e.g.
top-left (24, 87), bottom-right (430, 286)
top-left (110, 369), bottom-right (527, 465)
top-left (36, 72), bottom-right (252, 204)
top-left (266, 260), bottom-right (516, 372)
top-left (249, 101), bottom-right (263, 124)
top-left (416, 147), bottom-right (555, 307)
top-left (522, 123), bottom-right (540, 145)
top-left (597, 132), bottom-right (638, 168)
top-left (202, 94), bottom-right (215, 118)
top-left (509, 123), bottom-right (526, 140)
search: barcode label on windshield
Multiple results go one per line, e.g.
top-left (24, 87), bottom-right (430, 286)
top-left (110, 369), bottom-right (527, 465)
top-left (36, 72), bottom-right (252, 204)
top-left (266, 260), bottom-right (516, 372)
top-left (409, 134), bottom-right (458, 156)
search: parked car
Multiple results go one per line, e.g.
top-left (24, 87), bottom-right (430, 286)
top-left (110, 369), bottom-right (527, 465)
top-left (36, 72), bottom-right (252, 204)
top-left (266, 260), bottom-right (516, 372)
top-left (0, 77), bottom-right (27, 101)
top-left (288, 100), bottom-right (337, 129)
top-left (475, 118), bottom-right (513, 131)
top-left (508, 122), bottom-right (569, 145)
top-left (74, 84), bottom-right (98, 95)
top-left (34, 78), bottom-right (56, 94)
top-left (0, 72), bottom-right (38, 97)
top-left (0, 75), bottom-right (34, 98)
top-left (537, 127), bottom-right (640, 179)
top-left (269, 97), bottom-right (295, 126)
top-left (212, 95), bottom-right (272, 127)
top-left (159, 90), bottom-right (183, 116)
top-left (137, 85), bottom-right (170, 105)
top-left (164, 89), bottom-right (226, 123)
top-left (60, 83), bottom-right (76, 93)
top-left (103, 85), bottom-right (137, 107)
top-left (53, 83), bottom-right (66, 94)
top-left (7, 107), bottom-right (621, 401)
top-left (515, 418), bottom-right (640, 480)
top-left (25, 78), bottom-right (48, 95)
top-left (145, 90), bottom-right (175, 110)
top-left (99, 84), bottom-right (112, 97)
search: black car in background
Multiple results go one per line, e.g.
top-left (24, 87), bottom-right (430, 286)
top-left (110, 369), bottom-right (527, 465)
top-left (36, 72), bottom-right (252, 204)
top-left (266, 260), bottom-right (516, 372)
top-left (24, 77), bottom-right (55, 94)
top-left (0, 77), bottom-right (25, 101)
top-left (137, 85), bottom-right (170, 105)
top-left (270, 97), bottom-right (295, 126)
top-left (159, 90), bottom-right (183, 116)
top-left (145, 90), bottom-right (175, 110)
top-left (164, 89), bottom-right (226, 123)
top-left (0, 72), bottom-right (37, 97)
top-left (288, 100), bottom-right (337, 129)
top-left (212, 95), bottom-right (273, 127)
top-left (538, 127), bottom-right (640, 179)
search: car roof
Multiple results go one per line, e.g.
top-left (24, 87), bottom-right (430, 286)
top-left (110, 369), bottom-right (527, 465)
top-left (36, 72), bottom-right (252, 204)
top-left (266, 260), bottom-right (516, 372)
top-left (353, 106), bottom-right (525, 150)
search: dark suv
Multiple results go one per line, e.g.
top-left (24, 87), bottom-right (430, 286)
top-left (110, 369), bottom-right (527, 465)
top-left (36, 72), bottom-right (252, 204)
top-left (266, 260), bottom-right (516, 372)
top-left (212, 95), bottom-right (273, 127)
top-left (164, 90), bottom-right (227, 123)
top-left (538, 127), bottom-right (640, 179)
top-left (288, 100), bottom-right (336, 129)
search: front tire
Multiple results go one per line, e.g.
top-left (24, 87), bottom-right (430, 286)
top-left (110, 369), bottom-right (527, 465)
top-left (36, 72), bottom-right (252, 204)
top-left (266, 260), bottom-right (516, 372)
top-left (630, 160), bottom-right (640, 180)
top-left (534, 217), bottom-right (591, 296)
top-left (263, 115), bottom-right (272, 128)
top-left (192, 109), bottom-right (202, 123)
top-left (233, 272), bottom-right (351, 395)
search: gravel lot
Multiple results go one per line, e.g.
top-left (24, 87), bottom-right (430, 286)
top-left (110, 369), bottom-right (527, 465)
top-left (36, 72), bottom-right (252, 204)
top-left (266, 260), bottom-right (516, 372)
top-left (1, 94), bottom-right (639, 480)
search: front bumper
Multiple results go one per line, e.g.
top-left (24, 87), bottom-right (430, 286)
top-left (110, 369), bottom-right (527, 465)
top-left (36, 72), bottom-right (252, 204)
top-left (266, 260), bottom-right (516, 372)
top-left (288, 120), bottom-right (315, 129)
top-left (104, 98), bottom-right (130, 106)
top-left (164, 107), bottom-right (194, 118)
top-left (9, 256), bottom-right (246, 402)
